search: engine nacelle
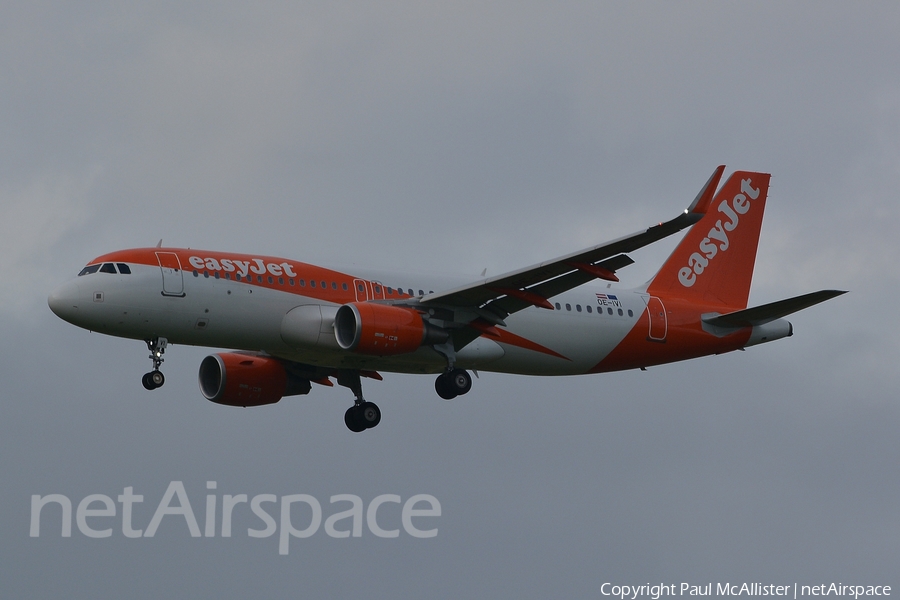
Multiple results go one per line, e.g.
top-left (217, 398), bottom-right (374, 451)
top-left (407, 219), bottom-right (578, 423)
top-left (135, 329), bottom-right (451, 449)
top-left (280, 304), bottom-right (340, 350)
top-left (334, 302), bottom-right (447, 355)
top-left (198, 353), bottom-right (311, 407)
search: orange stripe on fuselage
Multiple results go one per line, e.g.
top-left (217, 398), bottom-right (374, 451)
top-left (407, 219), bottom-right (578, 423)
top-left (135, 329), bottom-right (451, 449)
top-left (89, 248), bottom-right (415, 304)
top-left (590, 297), bottom-right (751, 373)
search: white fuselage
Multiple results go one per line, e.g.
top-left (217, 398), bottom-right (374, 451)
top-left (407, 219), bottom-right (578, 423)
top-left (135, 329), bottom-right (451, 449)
top-left (49, 258), bottom-right (647, 376)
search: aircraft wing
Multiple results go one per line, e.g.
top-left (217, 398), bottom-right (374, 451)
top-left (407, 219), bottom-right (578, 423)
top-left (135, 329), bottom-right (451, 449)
top-left (421, 165), bottom-right (726, 319)
top-left (702, 289), bottom-right (848, 328)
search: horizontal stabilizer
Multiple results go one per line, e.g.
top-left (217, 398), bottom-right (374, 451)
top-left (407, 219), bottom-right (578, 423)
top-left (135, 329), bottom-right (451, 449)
top-left (703, 289), bottom-right (847, 328)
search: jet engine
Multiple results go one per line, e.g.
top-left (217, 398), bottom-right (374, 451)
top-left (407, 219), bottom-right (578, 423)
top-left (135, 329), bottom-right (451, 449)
top-left (198, 353), bottom-right (311, 407)
top-left (334, 302), bottom-right (448, 355)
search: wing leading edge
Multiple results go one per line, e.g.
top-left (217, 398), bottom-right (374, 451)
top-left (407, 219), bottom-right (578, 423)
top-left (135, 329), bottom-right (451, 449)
top-left (421, 165), bottom-right (726, 320)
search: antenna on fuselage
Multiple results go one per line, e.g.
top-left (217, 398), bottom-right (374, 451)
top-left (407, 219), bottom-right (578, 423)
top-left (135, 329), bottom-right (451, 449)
top-left (156, 239), bottom-right (163, 248)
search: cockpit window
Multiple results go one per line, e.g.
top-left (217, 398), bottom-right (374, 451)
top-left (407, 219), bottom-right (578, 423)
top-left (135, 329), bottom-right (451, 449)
top-left (117, 263), bottom-right (131, 274)
top-left (78, 264), bottom-right (101, 276)
top-left (99, 263), bottom-right (116, 274)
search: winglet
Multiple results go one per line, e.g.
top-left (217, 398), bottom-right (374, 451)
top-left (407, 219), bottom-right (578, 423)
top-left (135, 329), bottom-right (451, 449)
top-left (686, 165), bottom-right (726, 215)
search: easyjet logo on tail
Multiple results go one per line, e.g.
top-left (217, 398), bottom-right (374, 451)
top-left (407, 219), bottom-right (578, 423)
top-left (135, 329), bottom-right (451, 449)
top-left (678, 179), bottom-right (760, 288)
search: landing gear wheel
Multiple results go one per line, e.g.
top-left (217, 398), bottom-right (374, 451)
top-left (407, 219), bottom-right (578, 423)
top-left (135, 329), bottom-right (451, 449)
top-left (149, 370), bottom-right (165, 388)
top-left (337, 370), bottom-right (382, 432)
top-left (360, 402), bottom-right (381, 429)
top-left (448, 368), bottom-right (472, 396)
top-left (142, 373), bottom-right (155, 390)
top-left (142, 338), bottom-right (168, 391)
top-left (435, 369), bottom-right (472, 399)
top-left (344, 406), bottom-right (366, 433)
top-left (142, 370), bottom-right (165, 390)
top-left (435, 374), bottom-right (458, 400)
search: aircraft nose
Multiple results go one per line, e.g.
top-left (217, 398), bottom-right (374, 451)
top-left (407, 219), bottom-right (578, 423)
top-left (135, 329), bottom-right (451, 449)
top-left (48, 280), bottom-right (82, 323)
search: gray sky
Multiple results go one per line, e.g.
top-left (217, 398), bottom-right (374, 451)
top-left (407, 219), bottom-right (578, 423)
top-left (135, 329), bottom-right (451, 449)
top-left (2, 3), bottom-right (898, 597)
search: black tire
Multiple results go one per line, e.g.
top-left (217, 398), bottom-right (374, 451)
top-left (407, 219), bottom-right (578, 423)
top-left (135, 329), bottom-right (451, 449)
top-left (435, 374), bottom-right (458, 400)
top-left (449, 369), bottom-right (472, 395)
top-left (360, 402), bottom-right (381, 428)
top-left (141, 372), bottom-right (156, 390)
top-left (344, 406), bottom-right (366, 433)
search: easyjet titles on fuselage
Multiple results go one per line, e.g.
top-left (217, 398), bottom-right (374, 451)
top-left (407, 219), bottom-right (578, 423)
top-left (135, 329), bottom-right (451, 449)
top-left (188, 256), bottom-right (298, 279)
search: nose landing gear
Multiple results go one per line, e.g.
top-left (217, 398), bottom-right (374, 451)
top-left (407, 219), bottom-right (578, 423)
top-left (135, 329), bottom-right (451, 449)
top-left (142, 337), bottom-right (167, 390)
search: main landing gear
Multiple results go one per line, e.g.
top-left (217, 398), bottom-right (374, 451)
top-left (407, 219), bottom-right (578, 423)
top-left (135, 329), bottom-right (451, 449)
top-left (434, 368), bottom-right (472, 400)
top-left (338, 371), bottom-right (381, 433)
top-left (336, 367), bottom-right (473, 431)
top-left (431, 341), bottom-right (473, 400)
top-left (141, 337), bottom-right (167, 391)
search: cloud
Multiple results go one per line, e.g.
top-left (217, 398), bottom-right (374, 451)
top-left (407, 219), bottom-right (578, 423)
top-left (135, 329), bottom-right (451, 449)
top-left (4, 3), bottom-right (900, 596)
top-left (0, 168), bottom-right (100, 314)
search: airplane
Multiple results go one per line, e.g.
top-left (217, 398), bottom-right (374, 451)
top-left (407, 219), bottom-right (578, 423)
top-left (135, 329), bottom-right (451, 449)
top-left (48, 166), bottom-right (845, 432)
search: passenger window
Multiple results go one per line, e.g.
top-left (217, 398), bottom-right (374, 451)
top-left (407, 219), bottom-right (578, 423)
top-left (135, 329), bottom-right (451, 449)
top-left (332, 282), bottom-right (337, 290)
top-left (586, 305), bottom-right (592, 313)
top-left (628, 309), bottom-right (633, 317)
top-left (374, 285), bottom-right (381, 294)
top-left (618, 308), bottom-right (624, 316)
top-left (289, 279), bottom-right (295, 286)
top-left (566, 303), bottom-right (571, 311)
top-left (311, 280), bottom-right (316, 288)
top-left (78, 265), bottom-right (100, 276)
top-left (555, 302), bottom-right (561, 310)
top-left (117, 263), bottom-right (131, 274)
top-left (321, 281), bottom-right (326, 288)
top-left (193, 270), bottom-right (199, 277)
top-left (257, 276), bottom-right (263, 283)
top-left (607, 308), bottom-right (613, 315)
top-left (418, 290), bottom-right (424, 296)
top-left (300, 280), bottom-right (306, 287)
top-left (267, 276), bottom-right (273, 284)
top-left (215, 272), bottom-right (220, 279)
top-left (279, 277), bottom-right (284, 285)
top-left (342, 283), bottom-right (348, 291)
top-left (358, 283), bottom-right (364, 292)
top-left (236, 273), bottom-right (242, 281)
top-left (408, 289), bottom-right (414, 296)
top-left (100, 263), bottom-right (116, 274)
top-left (576, 305), bottom-right (582, 312)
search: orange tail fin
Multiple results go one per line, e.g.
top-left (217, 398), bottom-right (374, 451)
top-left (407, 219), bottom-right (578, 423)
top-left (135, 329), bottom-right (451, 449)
top-left (647, 170), bottom-right (771, 309)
